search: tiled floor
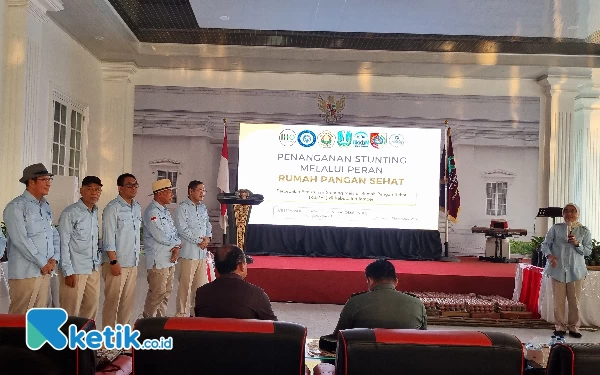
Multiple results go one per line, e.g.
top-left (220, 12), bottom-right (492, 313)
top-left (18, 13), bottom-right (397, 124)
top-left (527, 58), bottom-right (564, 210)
top-left (1, 261), bottom-right (599, 345)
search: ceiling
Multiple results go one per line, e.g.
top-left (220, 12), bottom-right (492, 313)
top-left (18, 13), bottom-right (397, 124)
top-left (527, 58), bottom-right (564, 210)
top-left (110, 0), bottom-right (585, 39)
top-left (48, 0), bottom-right (600, 77)
top-left (190, 0), bottom-right (582, 37)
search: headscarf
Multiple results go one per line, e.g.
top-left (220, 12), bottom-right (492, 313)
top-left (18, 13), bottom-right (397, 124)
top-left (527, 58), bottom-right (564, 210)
top-left (563, 203), bottom-right (582, 229)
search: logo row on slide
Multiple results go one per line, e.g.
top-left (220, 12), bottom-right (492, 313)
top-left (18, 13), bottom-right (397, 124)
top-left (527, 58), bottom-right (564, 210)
top-left (279, 129), bottom-right (405, 149)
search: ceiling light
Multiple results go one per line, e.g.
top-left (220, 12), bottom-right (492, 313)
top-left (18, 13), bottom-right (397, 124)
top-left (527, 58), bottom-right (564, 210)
top-left (220, 16), bottom-right (230, 21)
top-left (95, 36), bottom-right (104, 40)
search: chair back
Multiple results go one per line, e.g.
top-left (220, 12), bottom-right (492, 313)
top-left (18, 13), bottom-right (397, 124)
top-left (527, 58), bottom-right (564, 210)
top-left (336, 328), bottom-right (524, 375)
top-left (547, 343), bottom-right (600, 375)
top-left (133, 317), bottom-right (306, 375)
top-left (0, 314), bottom-right (97, 375)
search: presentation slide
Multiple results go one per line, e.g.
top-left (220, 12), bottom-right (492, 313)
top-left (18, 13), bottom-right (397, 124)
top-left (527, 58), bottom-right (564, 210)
top-left (237, 124), bottom-right (441, 230)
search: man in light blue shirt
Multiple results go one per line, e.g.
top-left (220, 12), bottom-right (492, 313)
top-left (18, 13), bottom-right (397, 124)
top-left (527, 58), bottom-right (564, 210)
top-left (174, 180), bottom-right (213, 317)
top-left (541, 203), bottom-right (592, 339)
top-left (3, 163), bottom-right (59, 314)
top-left (0, 227), bottom-right (6, 260)
top-left (101, 173), bottom-right (142, 328)
top-left (142, 179), bottom-right (181, 318)
top-left (58, 176), bottom-right (102, 320)
top-left (0, 227), bottom-right (7, 304)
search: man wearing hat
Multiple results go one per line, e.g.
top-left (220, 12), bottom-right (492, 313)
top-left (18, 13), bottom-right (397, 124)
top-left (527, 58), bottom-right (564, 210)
top-left (2, 163), bottom-right (60, 313)
top-left (58, 176), bottom-right (103, 319)
top-left (101, 173), bottom-right (142, 328)
top-left (142, 179), bottom-right (182, 317)
top-left (174, 180), bottom-right (213, 317)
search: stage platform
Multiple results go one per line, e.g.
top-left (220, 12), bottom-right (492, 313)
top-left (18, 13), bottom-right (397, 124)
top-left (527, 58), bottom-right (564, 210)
top-left (245, 255), bottom-right (518, 305)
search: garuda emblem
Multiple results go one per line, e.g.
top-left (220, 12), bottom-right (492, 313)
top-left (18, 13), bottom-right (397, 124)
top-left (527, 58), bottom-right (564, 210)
top-left (318, 95), bottom-right (345, 123)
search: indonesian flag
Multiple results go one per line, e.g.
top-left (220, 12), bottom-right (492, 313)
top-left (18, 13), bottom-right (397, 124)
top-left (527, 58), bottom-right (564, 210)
top-left (217, 125), bottom-right (229, 232)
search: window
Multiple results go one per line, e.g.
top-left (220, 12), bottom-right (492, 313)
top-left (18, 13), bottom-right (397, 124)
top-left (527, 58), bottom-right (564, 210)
top-left (486, 182), bottom-right (507, 216)
top-left (157, 170), bottom-right (178, 203)
top-left (52, 101), bottom-right (67, 175)
top-left (51, 96), bottom-right (85, 178)
top-left (69, 111), bottom-right (83, 177)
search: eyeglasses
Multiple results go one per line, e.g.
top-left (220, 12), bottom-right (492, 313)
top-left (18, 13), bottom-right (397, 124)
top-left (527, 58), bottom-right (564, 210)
top-left (84, 187), bottom-right (102, 193)
top-left (123, 183), bottom-right (139, 188)
top-left (35, 177), bottom-right (53, 182)
top-left (193, 188), bottom-right (207, 192)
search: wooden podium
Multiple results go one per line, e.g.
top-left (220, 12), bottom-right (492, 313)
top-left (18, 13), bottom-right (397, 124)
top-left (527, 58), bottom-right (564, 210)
top-left (217, 192), bottom-right (264, 250)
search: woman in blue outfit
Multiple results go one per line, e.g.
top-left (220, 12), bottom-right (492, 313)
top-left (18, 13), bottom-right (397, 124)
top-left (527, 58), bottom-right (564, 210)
top-left (541, 203), bottom-right (592, 339)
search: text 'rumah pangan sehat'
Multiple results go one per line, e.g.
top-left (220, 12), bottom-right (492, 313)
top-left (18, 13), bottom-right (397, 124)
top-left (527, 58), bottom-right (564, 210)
top-left (19, 163), bottom-right (54, 184)
top-left (150, 179), bottom-right (177, 195)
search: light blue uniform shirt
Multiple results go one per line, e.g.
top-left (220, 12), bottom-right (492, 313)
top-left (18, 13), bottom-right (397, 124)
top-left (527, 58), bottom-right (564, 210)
top-left (58, 200), bottom-right (100, 276)
top-left (3, 190), bottom-right (60, 279)
top-left (174, 198), bottom-right (212, 260)
top-left (102, 196), bottom-right (142, 267)
top-left (143, 200), bottom-right (181, 269)
top-left (541, 223), bottom-right (592, 283)
top-left (0, 229), bottom-right (6, 259)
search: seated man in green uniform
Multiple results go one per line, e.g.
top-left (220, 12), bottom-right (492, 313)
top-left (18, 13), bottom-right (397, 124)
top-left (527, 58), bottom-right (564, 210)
top-left (333, 258), bottom-right (427, 334)
top-left (321, 259), bottom-right (427, 352)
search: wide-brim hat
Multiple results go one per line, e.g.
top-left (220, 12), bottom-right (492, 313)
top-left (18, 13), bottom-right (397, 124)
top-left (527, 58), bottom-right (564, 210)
top-left (19, 163), bottom-right (53, 184)
top-left (150, 179), bottom-right (177, 195)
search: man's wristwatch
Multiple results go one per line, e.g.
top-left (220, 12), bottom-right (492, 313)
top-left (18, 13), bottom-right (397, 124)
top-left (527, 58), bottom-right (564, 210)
top-left (110, 259), bottom-right (118, 265)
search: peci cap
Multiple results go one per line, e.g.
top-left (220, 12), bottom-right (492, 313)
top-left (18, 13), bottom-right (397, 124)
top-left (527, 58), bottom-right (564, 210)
top-left (81, 176), bottom-right (102, 187)
top-left (151, 179), bottom-right (177, 195)
top-left (19, 163), bottom-right (53, 184)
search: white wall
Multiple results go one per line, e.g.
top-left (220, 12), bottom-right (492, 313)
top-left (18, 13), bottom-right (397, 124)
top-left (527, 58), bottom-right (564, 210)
top-left (449, 142), bottom-right (539, 255)
top-left (0, 0), bottom-right (5, 136)
top-left (133, 135), bottom-right (219, 214)
top-left (0, 14), bottom-right (103, 220)
top-left (38, 19), bottom-right (102, 173)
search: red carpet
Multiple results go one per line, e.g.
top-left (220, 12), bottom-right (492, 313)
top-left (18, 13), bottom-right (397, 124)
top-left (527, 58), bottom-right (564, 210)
top-left (245, 256), bottom-right (518, 304)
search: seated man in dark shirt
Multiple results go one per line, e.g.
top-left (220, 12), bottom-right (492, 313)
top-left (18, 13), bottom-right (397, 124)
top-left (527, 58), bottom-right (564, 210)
top-left (321, 259), bottom-right (427, 352)
top-left (194, 244), bottom-right (277, 321)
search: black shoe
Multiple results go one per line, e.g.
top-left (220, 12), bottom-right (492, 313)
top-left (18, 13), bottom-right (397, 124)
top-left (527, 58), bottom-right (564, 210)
top-left (569, 331), bottom-right (582, 339)
top-left (553, 330), bottom-right (567, 336)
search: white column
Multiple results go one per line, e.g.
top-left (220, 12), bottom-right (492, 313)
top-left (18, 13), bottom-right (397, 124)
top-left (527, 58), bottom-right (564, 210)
top-left (574, 86), bottom-right (600, 238)
top-left (89, 62), bottom-right (137, 209)
top-left (536, 68), bottom-right (591, 234)
top-left (0, 0), bottom-right (63, 212)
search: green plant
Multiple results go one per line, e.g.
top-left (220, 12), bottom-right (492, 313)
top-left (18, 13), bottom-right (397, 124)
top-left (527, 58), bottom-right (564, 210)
top-left (585, 239), bottom-right (600, 266)
top-left (509, 236), bottom-right (544, 256)
top-left (0, 222), bottom-right (6, 237)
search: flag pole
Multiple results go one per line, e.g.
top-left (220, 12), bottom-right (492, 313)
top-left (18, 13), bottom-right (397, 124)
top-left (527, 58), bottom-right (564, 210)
top-left (221, 118), bottom-right (227, 246)
top-left (444, 121), bottom-right (449, 257)
top-left (440, 120), bottom-right (460, 262)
